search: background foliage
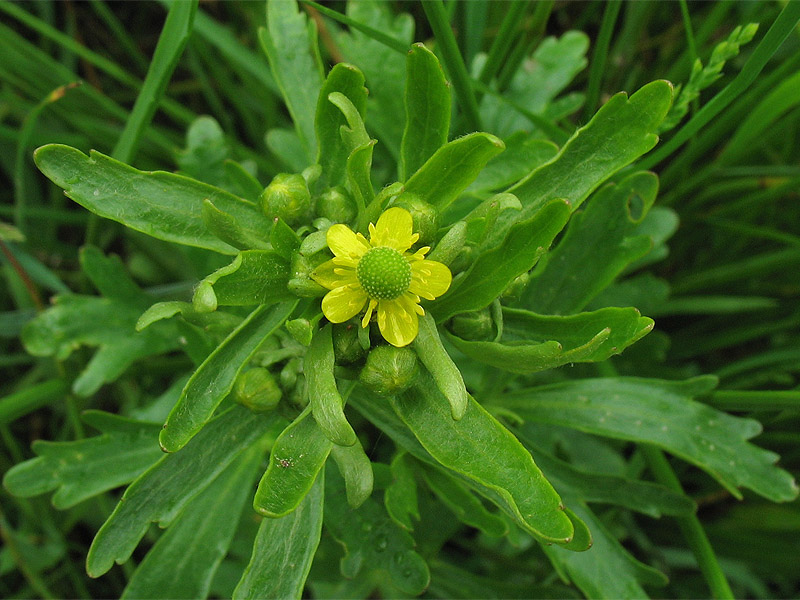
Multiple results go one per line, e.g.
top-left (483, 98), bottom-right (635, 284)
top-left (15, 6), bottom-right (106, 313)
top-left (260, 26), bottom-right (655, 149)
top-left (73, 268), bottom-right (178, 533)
top-left (1, 1), bottom-right (800, 598)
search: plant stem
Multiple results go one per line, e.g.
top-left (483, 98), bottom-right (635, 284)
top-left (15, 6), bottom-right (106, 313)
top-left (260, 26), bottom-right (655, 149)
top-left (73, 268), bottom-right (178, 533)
top-left (422, 0), bottom-right (482, 132)
top-left (582, 0), bottom-right (622, 122)
top-left (641, 445), bottom-right (734, 600)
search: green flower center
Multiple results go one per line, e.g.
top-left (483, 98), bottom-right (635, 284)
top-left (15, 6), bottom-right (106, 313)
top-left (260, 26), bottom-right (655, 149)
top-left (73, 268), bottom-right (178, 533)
top-left (357, 247), bottom-right (412, 300)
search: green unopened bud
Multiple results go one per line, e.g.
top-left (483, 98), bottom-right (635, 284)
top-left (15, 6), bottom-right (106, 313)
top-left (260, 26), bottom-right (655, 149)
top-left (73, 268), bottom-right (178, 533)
top-left (288, 252), bottom-right (327, 297)
top-left (394, 192), bottom-right (439, 246)
top-left (192, 280), bottom-right (217, 313)
top-left (333, 323), bottom-right (366, 364)
top-left (449, 308), bottom-right (493, 341)
top-left (359, 345), bottom-right (418, 396)
top-left (235, 368), bottom-right (282, 413)
top-left (316, 187), bottom-right (357, 224)
top-left (286, 318), bottom-right (313, 346)
top-left (260, 173), bottom-right (312, 227)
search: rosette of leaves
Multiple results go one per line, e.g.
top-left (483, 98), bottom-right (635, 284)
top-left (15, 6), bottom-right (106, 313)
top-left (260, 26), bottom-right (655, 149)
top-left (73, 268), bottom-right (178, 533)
top-left (5, 1), bottom-right (798, 599)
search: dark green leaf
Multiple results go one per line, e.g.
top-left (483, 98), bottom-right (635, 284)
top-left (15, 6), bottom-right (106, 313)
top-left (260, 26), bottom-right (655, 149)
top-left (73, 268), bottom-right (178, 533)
top-left (433, 199), bottom-right (570, 321)
top-left (542, 503), bottom-right (667, 598)
top-left (384, 452), bottom-right (419, 531)
top-left (253, 408), bottom-right (332, 518)
top-left (400, 43), bottom-right (451, 181)
top-left (496, 377), bottom-right (800, 502)
top-left (3, 411), bottom-right (162, 509)
top-left (160, 302), bottom-right (296, 452)
top-left (324, 462), bottom-right (430, 595)
top-left (523, 171), bottom-right (659, 314)
top-left (508, 80), bottom-right (673, 219)
top-left (87, 406), bottom-right (280, 577)
top-left (201, 199), bottom-right (272, 251)
top-left (80, 245), bottom-right (148, 305)
top-left (468, 134), bottom-right (559, 196)
top-left (234, 471), bottom-right (324, 600)
top-left (420, 463), bottom-right (507, 537)
top-left (121, 444), bottom-right (263, 600)
top-left (34, 144), bottom-right (264, 254)
top-left (404, 132), bottom-right (505, 212)
top-left (269, 218), bottom-right (301, 260)
top-left (260, 0), bottom-right (323, 162)
top-left (447, 306), bottom-right (653, 374)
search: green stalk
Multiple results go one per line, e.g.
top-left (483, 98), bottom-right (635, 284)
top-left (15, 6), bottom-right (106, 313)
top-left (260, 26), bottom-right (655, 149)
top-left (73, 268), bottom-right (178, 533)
top-left (86, 0), bottom-right (197, 246)
top-left (422, 0), bottom-right (482, 131)
top-left (0, 379), bottom-right (68, 426)
top-left (639, 1), bottom-right (800, 170)
top-left (582, 0), bottom-right (622, 122)
top-left (477, 0), bottom-right (530, 87)
top-left (707, 390), bottom-right (800, 412)
top-left (641, 446), bottom-right (734, 600)
top-left (497, 0), bottom-right (553, 90)
top-left (300, 0), bottom-right (407, 54)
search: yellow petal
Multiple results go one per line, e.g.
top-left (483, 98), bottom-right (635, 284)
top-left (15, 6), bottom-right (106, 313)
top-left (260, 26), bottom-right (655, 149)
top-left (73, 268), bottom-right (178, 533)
top-left (410, 260), bottom-right (452, 300)
top-left (377, 295), bottom-right (419, 347)
top-left (312, 259), bottom-right (356, 290)
top-left (321, 286), bottom-right (367, 323)
top-left (327, 224), bottom-right (370, 259)
top-left (371, 207), bottom-right (417, 252)
top-left (361, 299), bottom-right (378, 328)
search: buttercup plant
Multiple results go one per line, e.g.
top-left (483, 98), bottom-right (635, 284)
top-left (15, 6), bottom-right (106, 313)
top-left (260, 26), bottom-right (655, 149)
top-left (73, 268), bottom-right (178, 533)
top-left (2, 1), bottom-right (800, 599)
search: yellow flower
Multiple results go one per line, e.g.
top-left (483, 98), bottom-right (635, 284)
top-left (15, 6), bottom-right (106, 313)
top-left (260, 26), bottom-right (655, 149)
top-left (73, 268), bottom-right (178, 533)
top-left (312, 207), bottom-right (452, 347)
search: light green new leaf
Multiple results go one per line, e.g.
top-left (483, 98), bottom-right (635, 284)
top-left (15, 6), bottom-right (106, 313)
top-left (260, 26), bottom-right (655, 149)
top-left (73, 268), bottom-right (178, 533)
top-left (176, 116), bottom-right (231, 190)
top-left (447, 306), bottom-right (653, 374)
top-left (307, 324), bottom-right (358, 447)
top-left (400, 42), bottom-right (451, 181)
top-left (331, 439), bottom-right (374, 509)
top-left (253, 408), bottom-right (332, 518)
top-left (403, 133), bottom-right (505, 212)
top-left (420, 463), bottom-right (507, 537)
top-left (316, 63), bottom-right (368, 187)
top-left (524, 171), bottom-right (659, 314)
top-left (3, 411), bottom-right (162, 509)
top-left (22, 295), bottom-right (180, 397)
top-left (260, 0), bottom-right (323, 162)
top-left (392, 372), bottom-right (573, 544)
top-left (192, 250), bottom-right (292, 310)
top-left (234, 471), bottom-right (324, 600)
top-left (507, 80), bottom-right (673, 219)
top-left (87, 406), bottom-right (280, 577)
top-left (412, 312), bottom-right (468, 420)
top-left (542, 503), bottom-right (667, 598)
top-left (433, 199), bottom-right (570, 321)
top-left (34, 144), bottom-right (266, 254)
top-left (160, 301), bottom-right (296, 452)
top-left (324, 463), bottom-right (430, 596)
top-left (121, 444), bottom-right (263, 600)
top-left (496, 377), bottom-right (799, 502)
top-left (80, 245), bottom-right (149, 306)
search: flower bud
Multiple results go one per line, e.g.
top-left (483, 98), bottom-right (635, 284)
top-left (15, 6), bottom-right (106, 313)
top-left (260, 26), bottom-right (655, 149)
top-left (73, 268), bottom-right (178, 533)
top-left (260, 173), bottom-right (312, 227)
top-left (449, 308), bottom-right (494, 341)
top-left (393, 192), bottom-right (439, 246)
top-left (316, 187), bottom-right (357, 224)
top-left (332, 323), bottom-right (366, 364)
top-left (235, 368), bottom-right (281, 413)
top-left (192, 280), bottom-right (217, 313)
top-left (359, 345), bottom-right (418, 396)
top-left (427, 221), bottom-right (466, 267)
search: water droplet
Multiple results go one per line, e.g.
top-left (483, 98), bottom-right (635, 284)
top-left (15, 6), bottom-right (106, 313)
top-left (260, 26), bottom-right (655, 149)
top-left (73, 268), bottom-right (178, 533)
top-left (93, 189), bottom-right (100, 196)
top-left (695, 425), bottom-right (702, 431)
top-left (707, 420), bottom-right (717, 427)
top-left (375, 535), bottom-right (388, 552)
top-left (393, 552), bottom-right (406, 566)
top-left (362, 522), bottom-right (373, 533)
top-left (635, 420), bottom-right (642, 426)
top-left (729, 460), bottom-right (736, 467)
top-left (598, 416), bottom-right (606, 423)
top-left (661, 425), bottom-right (668, 431)
top-left (578, 395), bottom-right (589, 403)
top-left (708, 444), bottom-right (715, 451)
